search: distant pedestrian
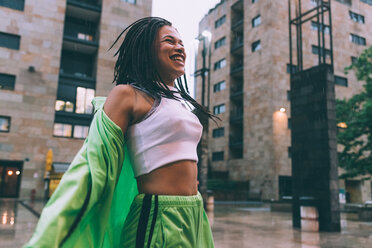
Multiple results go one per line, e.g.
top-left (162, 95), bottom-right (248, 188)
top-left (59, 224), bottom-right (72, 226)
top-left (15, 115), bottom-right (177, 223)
top-left (25, 17), bottom-right (215, 248)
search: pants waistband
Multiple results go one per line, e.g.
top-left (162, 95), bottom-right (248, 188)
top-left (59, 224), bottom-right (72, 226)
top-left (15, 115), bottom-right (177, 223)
top-left (132, 192), bottom-right (202, 207)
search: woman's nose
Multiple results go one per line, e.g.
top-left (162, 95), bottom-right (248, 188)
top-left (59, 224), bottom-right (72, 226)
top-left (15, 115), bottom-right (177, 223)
top-left (175, 44), bottom-right (185, 53)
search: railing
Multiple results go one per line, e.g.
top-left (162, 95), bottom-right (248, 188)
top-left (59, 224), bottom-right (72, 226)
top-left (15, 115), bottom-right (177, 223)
top-left (231, 36), bottom-right (244, 51)
top-left (229, 135), bottom-right (243, 147)
top-left (230, 109), bottom-right (243, 123)
top-left (64, 20), bottom-right (98, 44)
top-left (230, 62), bottom-right (243, 74)
top-left (67, 0), bottom-right (101, 11)
top-left (230, 88), bottom-right (243, 99)
top-left (231, 18), bottom-right (243, 29)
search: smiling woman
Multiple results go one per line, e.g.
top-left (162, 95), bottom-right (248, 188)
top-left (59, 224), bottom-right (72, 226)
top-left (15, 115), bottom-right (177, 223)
top-left (25, 17), bottom-right (215, 248)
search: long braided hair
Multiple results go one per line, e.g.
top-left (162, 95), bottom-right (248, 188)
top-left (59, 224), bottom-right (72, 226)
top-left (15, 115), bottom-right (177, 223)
top-left (109, 16), bottom-right (216, 121)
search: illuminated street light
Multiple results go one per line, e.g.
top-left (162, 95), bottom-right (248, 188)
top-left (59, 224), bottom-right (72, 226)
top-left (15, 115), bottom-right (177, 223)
top-left (280, 108), bottom-right (286, 113)
top-left (7, 170), bottom-right (13, 176)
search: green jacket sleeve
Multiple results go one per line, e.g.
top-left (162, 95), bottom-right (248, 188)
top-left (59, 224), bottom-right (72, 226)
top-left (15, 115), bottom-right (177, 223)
top-left (24, 97), bottom-right (138, 248)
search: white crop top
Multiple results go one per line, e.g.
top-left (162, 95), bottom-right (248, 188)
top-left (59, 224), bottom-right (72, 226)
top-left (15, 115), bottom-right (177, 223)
top-left (126, 86), bottom-right (203, 177)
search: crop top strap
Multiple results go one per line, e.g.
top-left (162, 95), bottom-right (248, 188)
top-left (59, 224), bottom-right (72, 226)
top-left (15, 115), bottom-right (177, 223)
top-left (129, 83), bottom-right (161, 123)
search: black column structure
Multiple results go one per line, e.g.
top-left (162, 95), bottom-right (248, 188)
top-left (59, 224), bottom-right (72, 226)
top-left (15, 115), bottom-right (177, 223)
top-left (194, 34), bottom-right (210, 202)
top-left (288, 0), bottom-right (340, 232)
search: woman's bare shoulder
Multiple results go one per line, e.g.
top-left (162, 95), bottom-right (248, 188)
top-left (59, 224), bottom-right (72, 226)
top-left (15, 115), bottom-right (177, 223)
top-left (104, 84), bottom-right (136, 133)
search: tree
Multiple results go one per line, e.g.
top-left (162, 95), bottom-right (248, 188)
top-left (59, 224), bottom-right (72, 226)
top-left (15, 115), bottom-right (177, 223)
top-left (336, 46), bottom-right (372, 179)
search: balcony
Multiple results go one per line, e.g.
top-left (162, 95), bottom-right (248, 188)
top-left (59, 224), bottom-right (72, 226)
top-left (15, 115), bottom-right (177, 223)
top-left (229, 135), bottom-right (243, 148)
top-left (230, 61), bottom-right (243, 78)
top-left (230, 109), bottom-right (243, 123)
top-left (231, 18), bottom-right (243, 30)
top-left (67, 0), bottom-right (101, 12)
top-left (66, 0), bottom-right (101, 26)
top-left (231, 36), bottom-right (243, 54)
top-left (63, 18), bottom-right (99, 54)
top-left (59, 72), bottom-right (96, 89)
top-left (230, 87), bottom-right (243, 100)
top-left (55, 111), bottom-right (93, 125)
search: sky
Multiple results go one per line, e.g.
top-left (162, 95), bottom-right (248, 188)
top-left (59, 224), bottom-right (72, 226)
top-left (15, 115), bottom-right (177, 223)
top-left (152, 0), bottom-right (221, 97)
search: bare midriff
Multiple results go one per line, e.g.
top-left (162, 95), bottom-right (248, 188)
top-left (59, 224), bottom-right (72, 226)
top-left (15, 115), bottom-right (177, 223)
top-left (136, 160), bottom-right (198, 196)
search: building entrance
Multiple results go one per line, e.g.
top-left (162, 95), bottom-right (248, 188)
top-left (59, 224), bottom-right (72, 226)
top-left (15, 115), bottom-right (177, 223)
top-left (0, 160), bottom-right (23, 198)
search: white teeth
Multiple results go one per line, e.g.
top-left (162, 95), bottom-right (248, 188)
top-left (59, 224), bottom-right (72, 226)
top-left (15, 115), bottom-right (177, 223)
top-left (171, 56), bottom-right (184, 62)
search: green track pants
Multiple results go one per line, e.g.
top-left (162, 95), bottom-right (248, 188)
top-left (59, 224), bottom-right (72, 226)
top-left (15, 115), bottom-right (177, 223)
top-left (120, 192), bottom-right (215, 248)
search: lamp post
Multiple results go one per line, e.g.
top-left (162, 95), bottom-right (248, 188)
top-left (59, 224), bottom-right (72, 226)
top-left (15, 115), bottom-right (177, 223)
top-left (194, 30), bottom-right (212, 203)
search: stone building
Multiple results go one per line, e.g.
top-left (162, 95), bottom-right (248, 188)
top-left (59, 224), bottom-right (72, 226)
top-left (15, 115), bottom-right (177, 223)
top-left (0, 0), bottom-right (151, 199)
top-left (195, 0), bottom-right (372, 202)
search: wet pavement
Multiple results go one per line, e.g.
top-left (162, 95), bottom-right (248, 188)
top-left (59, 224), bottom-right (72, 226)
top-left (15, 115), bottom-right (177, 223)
top-left (0, 199), bottom-right (371, 248)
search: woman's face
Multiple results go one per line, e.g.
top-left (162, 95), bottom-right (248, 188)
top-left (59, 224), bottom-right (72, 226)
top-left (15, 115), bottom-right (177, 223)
top-left (154, 25), bottom-right (186, 86)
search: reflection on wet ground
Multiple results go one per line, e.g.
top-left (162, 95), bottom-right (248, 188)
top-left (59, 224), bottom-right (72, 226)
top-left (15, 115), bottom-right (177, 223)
top-left (0, 199), bottom-right (371, 248)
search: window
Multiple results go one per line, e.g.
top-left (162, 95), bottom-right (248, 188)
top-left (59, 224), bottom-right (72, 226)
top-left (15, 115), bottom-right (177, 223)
top-left (252, 0), bottom-right (259, 3)
top-left (310, 21), bottom-right (330, 34)
top-left (251, 40), bottom-right (261, 52)
top-left (0, 32), bottom-right (20, 50)
top-left (53, 123), bottom-right (89, 139)
top-left (351, 56), bottom-right (358, 64)
top-left (55, 85), bottom-right (95, 114)
top-left (73, 125), bottom-right (89, 139)
top-left (60, 51), bottom-right (94, 78)
top-left (53, 123), bottom-right (72, 137)
top-left (0, 73), bottom-right (15, 90)
top-left (214, 37), bottom-right (226, 49)
top-left (286, 64), bottom-right (297, 74)
top-left (310, 0), bottom-right (318, 6)
top-left (212, 127), bottom-right (225, 138)
top-left (76, 87), bottom-right (95, 114)
top-left (334, 75), bottom-right (348, 87)
top-left (64, 17), bottom-right (97, 42)
top-left (120, 0), bottom-right (136, 3)
top-left (214, 58), bottom-right (226, 70)
top-left (360, 0), bottom-right (372, 6)
top-left (213, 104), bottom-right (225, 114)
top-left (0, 116), bottom-right (10, 132)
top-left (350, 34), bottom-right (366, 46)
top-left (0, 0), bottom-right (24, 11)
top-left (311, 45), bottom-right (331, 57)
top-left (349, 11), bottom-right (365, 24)
top-left (215, 15), bottom-right (226, 28)
top-left (252, 15), bottom-right (261, 27)
top-left (212, 151), bottom-right (224, 161)
top-left (214, 81), bottom-right (226, 92)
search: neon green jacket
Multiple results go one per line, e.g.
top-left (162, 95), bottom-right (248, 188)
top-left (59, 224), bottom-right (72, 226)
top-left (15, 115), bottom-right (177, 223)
top-left (24, 97), bottom-right (138, 248)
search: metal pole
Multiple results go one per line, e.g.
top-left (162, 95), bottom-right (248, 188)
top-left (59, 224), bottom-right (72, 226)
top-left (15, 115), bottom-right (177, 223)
top-left (321, 0), bottom-right (326, 64)
top-left (316, 1), bottom-right (321, 65)
top-left (328, 0), bottom-right (334, 71)
top-left (299, 0), bottom-right (303, 71)
top-left (201, 37), bottom-right (206, 106)
top-left (289, 0), bottom-right (293, 74)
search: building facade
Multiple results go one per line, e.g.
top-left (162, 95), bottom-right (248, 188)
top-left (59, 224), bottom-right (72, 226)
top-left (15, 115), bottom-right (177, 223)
top-left (0, 0), bottom-right (151, 199)
top-left (195, 0), bottom-right (372, 202)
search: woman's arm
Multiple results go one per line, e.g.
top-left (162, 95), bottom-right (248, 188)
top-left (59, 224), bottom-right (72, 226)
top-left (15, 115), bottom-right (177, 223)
top-left (104, 84), bottom-right (135, 135)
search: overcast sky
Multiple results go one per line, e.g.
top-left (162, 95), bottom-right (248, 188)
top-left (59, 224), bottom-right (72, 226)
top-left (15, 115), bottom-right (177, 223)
top-left (152, 0), bottom-right (221, 97)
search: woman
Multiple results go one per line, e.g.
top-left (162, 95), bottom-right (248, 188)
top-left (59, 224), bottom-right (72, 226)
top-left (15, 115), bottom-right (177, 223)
top-left (25, 17), bottom-right (215, 248)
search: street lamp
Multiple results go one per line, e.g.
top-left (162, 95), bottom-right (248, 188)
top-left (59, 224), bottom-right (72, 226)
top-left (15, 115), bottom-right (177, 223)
top-left (194, 30), bottom-right (212, 202)
top-left (194, 30), bottom-right (212, 106)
